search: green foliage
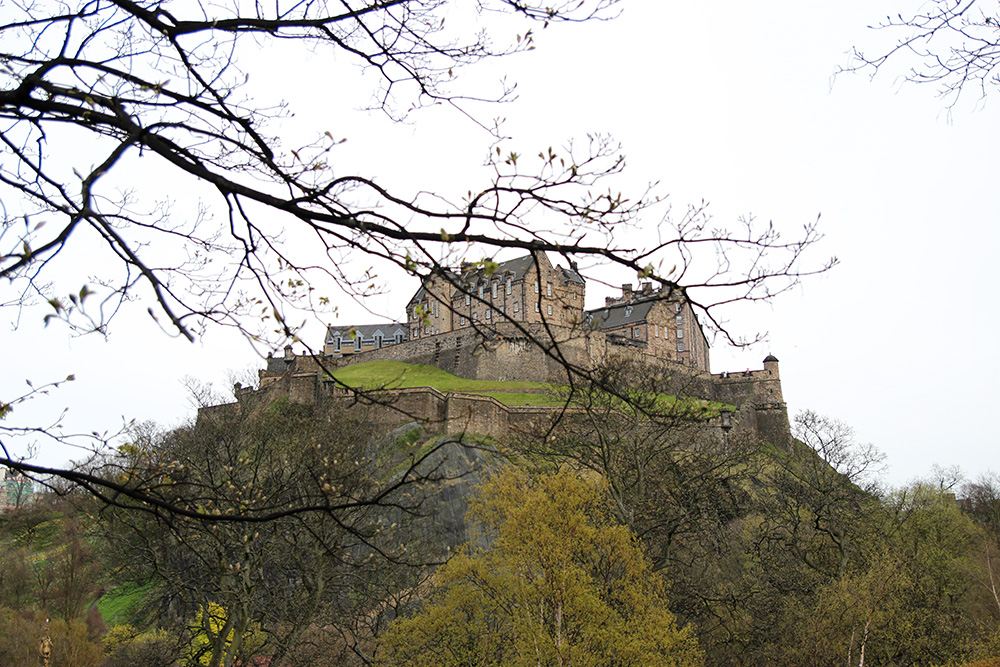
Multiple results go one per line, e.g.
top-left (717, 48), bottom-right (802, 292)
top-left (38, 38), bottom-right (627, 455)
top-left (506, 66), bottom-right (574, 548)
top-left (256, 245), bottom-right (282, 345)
top-left (378, 469), bottom-right (703, 667)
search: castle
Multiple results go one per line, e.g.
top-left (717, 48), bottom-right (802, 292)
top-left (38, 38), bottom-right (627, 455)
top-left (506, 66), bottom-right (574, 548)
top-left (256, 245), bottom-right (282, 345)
top-left (256, 253), bottom-right (791, 447)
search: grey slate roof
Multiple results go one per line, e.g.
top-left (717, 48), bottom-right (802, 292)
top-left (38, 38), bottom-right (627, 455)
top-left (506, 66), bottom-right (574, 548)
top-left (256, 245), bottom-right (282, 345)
top-left (560, 264), bottom-right (586, 285)
top-left (326, 322), bottom-right (408, 342)
top-left (406, 270), bottom-right (460, 307)
top-left (450, 254), bottom-right (540, 298)
top-left (584, 299), bottom-right (657, 330)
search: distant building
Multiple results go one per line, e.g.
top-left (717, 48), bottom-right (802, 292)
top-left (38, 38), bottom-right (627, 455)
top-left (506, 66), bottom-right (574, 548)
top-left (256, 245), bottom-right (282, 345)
top-left (323, 322), bottom-right (408, 357)
top-left (0, 469), bottom-right (33, 512)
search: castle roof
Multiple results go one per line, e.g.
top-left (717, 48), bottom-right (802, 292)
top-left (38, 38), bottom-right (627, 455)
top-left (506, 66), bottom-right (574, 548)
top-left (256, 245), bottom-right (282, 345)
top-left (326, 322), bottom-right (407, 341)
top-left (585, 299), bottom-right (657, 330)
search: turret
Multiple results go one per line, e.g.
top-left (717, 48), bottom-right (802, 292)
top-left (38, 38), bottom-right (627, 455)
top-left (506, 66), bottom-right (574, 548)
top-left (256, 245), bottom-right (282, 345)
top-left (763, 354), bottom-right (779, 378)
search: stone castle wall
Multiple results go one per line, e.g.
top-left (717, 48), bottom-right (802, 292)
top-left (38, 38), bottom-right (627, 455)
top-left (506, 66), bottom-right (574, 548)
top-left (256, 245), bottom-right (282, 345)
top-left (256, 328), bottom-right (792, 449)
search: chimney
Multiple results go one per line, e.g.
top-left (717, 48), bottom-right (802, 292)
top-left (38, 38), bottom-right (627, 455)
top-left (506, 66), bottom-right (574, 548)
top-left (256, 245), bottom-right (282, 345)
top-left (460, 261), bottom-right (474, 274)
top-left (621, 283), bottom-right (633, 301)
top-left (641, 282), bottom-right (653, 296)
top-left (605, 296), bottom-right (615, 307)
top-left (283, 344), bottom-right (294, 361)
top-left (570, 260), bottom-right (579, 272)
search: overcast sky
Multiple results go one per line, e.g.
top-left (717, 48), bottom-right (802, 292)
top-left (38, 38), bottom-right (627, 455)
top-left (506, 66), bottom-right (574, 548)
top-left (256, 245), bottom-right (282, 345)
top-left (4, 1), bottom-right (997, 487)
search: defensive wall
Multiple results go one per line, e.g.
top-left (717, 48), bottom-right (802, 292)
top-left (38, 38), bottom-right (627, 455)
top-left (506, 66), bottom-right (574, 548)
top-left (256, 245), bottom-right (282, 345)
top-left (254, 325), bottom-right (792, 449)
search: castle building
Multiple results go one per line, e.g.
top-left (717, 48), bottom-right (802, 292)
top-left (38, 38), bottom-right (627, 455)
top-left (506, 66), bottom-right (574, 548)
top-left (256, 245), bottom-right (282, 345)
top-left (324, 322), bottom-right (408, 357)
top-left (319, 252), bottom-right (711, 372)
top-left (404, 253), bottom-right (586, 339)
top-left (586, 282), bottom-right (710, 372)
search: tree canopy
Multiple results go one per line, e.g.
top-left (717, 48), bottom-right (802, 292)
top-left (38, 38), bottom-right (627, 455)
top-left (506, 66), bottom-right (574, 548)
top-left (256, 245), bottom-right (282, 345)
top-left (377, 468), bottom-right (703, 667)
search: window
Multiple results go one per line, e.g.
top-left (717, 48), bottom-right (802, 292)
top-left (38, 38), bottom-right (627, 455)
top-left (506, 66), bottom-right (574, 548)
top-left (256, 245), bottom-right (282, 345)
top-left (534, 281), bottom-right (539, 294)
top-left (675, 302), bottom-right (682, 313)
top-left (473, 312), bottom-right (478, 321)
top-left (513, 302), bottom-right (519, 313)
top-left (624, 305), bottom-right (633, 318)
top-left (334, 336), bottom-right (341, 352)
top-left (466, 293), bottom-right (471, 305)
top-left (506, 277), bottom-right (512, 294)
top-left (546, 282), bottom-right (552, 297)
top-left (676, 314), bottom-right (683, 326)
top-left (424, 325), bottom-right (429, 334)
top-left (534, 302), bottom-right (540, 313)
top-left (547, 304), bottom-right (553, 315)
top-left (395, 333), bottom-right (403, 343)
top-left (633, 326), bottom-right (640, 338)
top-left (460, 316), bottom-right (466, 325)
top-left (478, 285), bottom-right (484, 298)
top-left (677, 329), bottom-right (684, 339)
top-left (486, 308), bottom-right (492, 320)
top-left (677, 341), bottom-right (685, 352)
top-left (374, 334), bottom-right (383, 348)
top-left (654, 324), bottom-right (659, 337)
top-left (355, 336), bottom-right (362, 351)
top-left (492, 283), bottom-right (497, 299)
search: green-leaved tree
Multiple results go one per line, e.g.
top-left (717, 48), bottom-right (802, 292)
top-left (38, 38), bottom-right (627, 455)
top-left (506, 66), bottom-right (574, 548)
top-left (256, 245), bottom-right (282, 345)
top-left (377, 468), bottom-right (702, 667)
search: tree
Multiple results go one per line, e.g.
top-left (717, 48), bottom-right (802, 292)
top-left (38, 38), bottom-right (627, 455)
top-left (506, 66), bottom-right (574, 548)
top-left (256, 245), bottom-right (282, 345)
top-left (99, 400), bottom-right (465, 667)
top-left (843, 0), bottom-right (1000, 110)
top-left (377, 468), bottom-right (703, 667)
top-left (0, 0), bottom-right (833, 510)
top-left (510, 355), bottom-right (763, 655)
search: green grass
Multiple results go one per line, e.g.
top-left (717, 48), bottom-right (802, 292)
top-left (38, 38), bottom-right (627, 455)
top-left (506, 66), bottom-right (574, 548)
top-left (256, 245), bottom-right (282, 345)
top-left (329, 360), bottom-right (730, 413)
top-left (97, 580), bottom-right (157, 626)
top-left (330, 361), bottom-right (554, 394)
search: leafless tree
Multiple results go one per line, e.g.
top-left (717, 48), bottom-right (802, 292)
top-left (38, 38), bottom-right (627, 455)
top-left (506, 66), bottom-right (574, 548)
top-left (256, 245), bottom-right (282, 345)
top-left (842, 0), bottom-right (1000, 110)
top-left (1, 0), bottom-right (833, 513)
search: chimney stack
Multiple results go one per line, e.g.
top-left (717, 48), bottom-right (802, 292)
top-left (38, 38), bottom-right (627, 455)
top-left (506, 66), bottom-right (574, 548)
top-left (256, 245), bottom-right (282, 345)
top-left (641, 282), bottom-right (653, 296)
top-left (621, 283), bottom-right (633, 301)
top-left (283, 344), bottom-right (294, 361)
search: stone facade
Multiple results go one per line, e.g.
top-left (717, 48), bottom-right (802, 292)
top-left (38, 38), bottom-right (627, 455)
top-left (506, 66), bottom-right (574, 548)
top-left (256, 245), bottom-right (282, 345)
top-left (405, 253), bottom-right (586, 340)
top-left (585, 283), bottom-right (710, 372)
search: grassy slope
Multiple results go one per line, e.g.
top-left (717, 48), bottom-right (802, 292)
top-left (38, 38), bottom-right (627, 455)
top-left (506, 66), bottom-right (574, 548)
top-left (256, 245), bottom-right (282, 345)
top-left (330, 360), bottom-right (566, 406)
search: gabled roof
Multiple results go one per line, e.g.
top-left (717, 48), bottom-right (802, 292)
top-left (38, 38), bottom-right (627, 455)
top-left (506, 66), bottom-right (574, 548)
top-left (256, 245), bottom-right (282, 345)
top-left (406, 270), bottom-right (460, 307)
top-left (585, 299), bottom-right (657, 330)
top-left (326, 322), bottom-right (407, 341)
top-left (450, 254), bottom-right (542, 297)
top-left (559, 264), bottom-right (585, 285)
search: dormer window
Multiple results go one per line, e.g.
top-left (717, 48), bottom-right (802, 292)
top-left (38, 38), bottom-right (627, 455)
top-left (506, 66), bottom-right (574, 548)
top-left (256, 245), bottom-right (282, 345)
top-left (478, 285), bottom-right (484, 299)
top-left (624, 305), bottom-right (633, 318)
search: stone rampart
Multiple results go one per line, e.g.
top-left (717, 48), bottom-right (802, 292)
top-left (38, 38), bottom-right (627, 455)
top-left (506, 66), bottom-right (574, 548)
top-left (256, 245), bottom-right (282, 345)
top-left (255, 329), bottom-right (792, 449)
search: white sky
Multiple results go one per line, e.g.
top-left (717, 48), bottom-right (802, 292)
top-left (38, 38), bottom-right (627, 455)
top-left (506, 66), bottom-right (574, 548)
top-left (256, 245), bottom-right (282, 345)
top-left (3, 1), bottom-right (997, 486)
